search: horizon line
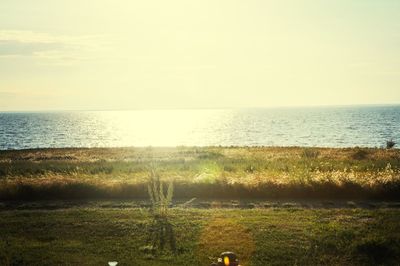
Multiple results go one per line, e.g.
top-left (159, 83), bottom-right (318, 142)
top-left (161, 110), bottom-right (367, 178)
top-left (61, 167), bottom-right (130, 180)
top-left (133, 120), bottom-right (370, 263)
top-left (1, 102), bottom-right (400, 113)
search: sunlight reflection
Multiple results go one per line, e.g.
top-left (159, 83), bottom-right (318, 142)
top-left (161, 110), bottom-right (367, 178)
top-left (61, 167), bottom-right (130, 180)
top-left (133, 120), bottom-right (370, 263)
top-left (94, 109), bottom-right (236, 147)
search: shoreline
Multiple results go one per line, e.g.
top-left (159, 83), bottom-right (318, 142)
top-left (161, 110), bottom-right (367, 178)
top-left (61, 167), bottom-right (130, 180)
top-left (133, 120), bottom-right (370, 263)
top-left (1, 145), bottom-right (398, 151)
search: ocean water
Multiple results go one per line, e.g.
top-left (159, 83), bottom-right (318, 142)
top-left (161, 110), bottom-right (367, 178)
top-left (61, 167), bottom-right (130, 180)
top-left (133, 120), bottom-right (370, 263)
top-left (0, 106), bottom-right (399, 150)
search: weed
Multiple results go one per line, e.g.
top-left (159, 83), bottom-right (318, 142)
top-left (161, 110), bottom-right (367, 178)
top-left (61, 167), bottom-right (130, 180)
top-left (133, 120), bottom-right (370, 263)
top-left (145, 167), bottom-right (176, 254)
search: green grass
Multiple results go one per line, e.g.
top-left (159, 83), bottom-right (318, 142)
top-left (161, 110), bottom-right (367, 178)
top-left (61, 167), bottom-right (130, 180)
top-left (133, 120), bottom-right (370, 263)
top-left (0, 147), bottom-right (400, 200)
top-left (0, 206), bottom-right (399, 265)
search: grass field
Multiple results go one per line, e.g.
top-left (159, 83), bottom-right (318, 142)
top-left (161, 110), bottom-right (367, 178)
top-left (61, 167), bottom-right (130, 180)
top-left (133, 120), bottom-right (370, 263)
top-left (0, 205), bottom-right (399, 265)
top-left (0, 147), bottom-right (399, 200)
top-left (1, 147), bottom-right (400, 265)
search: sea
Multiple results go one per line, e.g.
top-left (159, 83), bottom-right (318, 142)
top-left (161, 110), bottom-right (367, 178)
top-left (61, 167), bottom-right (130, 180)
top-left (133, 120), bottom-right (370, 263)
top-left (0, 105), bottom-right (399, 150)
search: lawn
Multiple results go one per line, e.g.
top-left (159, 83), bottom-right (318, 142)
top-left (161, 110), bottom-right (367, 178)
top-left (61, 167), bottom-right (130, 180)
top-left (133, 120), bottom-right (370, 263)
top-left (0, 205), bottom-right (399, 265)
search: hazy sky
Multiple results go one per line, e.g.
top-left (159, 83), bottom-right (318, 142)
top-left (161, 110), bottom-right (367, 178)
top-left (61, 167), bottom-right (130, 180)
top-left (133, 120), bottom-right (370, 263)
top-left (0, 0), bottom-right (399, 111)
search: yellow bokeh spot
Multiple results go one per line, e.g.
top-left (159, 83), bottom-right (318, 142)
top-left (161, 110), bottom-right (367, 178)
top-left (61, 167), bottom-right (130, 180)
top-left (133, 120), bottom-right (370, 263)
top-left (224, 256), bottom-right (230, 266)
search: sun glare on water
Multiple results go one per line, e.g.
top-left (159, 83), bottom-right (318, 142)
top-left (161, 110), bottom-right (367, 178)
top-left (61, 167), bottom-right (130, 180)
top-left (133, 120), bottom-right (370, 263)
top-left (94, 109), bottom-right (235, 147)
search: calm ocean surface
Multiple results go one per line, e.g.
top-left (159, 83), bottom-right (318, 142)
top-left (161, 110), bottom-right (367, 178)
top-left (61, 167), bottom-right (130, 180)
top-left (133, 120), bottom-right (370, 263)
top-left (0, 106), bottom-right (399, 150)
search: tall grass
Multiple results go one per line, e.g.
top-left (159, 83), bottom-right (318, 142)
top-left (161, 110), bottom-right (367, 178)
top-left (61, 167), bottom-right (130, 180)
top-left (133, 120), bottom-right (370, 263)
top-left (0, 147), bottom-right (399, 200)
top-left (145, 167), bottom-right (176, 255)
top-left (147, 168), bottom-right (174, 216)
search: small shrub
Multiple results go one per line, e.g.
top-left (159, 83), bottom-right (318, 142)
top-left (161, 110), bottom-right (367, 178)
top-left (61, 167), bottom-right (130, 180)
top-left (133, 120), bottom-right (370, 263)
top-left (301, 149), bottom-right (320, 159)
top-left (351, 149), bottom-right (368, 160)
top-left (386, 140), bottom-right (396, 149)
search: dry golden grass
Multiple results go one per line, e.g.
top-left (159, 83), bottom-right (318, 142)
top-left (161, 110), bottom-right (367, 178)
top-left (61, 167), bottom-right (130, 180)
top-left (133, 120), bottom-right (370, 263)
top-left (0, 147), bottom-right (399, 200)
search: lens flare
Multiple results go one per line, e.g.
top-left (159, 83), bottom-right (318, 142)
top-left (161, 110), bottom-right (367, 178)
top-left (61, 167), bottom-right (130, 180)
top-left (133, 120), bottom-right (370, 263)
top-left (224, 256), bottom-right (230, 266)
top-left (197, 218), bottom-right (255, 265)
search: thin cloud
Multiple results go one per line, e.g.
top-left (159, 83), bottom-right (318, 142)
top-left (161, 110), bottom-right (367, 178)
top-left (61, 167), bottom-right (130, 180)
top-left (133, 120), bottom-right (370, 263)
top-left (0, 40), bottom-right (62, 56)
top-left (0, 30), bottom-right (67, 44)
top-left (0, 30), bottom-right (108, 64)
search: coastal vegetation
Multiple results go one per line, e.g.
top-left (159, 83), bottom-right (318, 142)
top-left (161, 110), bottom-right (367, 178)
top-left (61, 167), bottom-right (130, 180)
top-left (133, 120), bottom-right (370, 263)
top-left (0, 147), bottom-right (399, 265)
top-left (0, 147), bottom-right (399, 200)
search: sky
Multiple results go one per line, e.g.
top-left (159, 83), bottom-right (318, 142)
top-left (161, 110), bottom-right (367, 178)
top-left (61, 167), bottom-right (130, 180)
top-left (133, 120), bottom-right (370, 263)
top-left (0, 0), bottom-right (399, 111)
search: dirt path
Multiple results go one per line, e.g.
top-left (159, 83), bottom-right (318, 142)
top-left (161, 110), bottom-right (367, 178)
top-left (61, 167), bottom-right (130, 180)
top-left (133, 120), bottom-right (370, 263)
top-left (1, 199), bottom-right (399, 210)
